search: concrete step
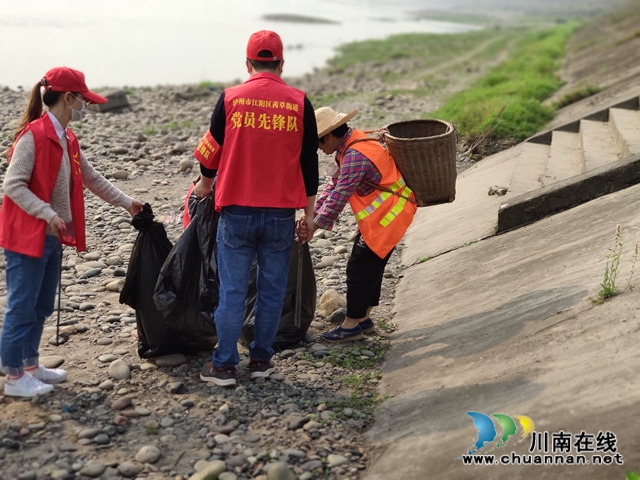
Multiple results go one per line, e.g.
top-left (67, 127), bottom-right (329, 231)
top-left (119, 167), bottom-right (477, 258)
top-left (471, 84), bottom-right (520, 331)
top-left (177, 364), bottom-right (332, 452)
top-left (544, 131), bottom-right (584, 186)
top-left (580, 119), bottom-right (621, 171)
top-left (508, 142), bottom-right (549, 197)
top-left (610, 107), bottom-right (640, 158)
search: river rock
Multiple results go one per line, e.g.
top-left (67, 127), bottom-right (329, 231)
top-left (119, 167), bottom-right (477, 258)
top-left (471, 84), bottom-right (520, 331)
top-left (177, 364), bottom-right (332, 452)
top-left (327, 454), bottom-right (349, 467)
top-left (320, 289), bottom-right (346, 314)
top-left (111, 396), bottom-right (133, 410)
top-left (78, 428), bottom-right (101, 439)
top-left (99, 379), bottom-right (114, 390)
top-left (106, 279), bottom-right (125, 292)
top-left (135, 445), bottom-right (162, 464)
top-left (80, 460), bottom-right (106, 477)
top-left (118, 461), bottom-right (143, 478)
top-left (188, 460), bottom-right (226, 480)
top-left (219, 473), bottom-right (238, 480)
top-left (168, 381), bottom-right (187, 394)
top-left (40, 355), bottom-right (64, 368)
top-left (328, 307), bottom-right (347, 324)
top-left (179, 158), bottom-right (194, 171)
top-left (314, 256), bottom-right (338, 269)
top-left (266, 462), bottom-right (297, 480)
top-left (286, 415), bottom-right (310, 430)
top-left (155, 353), bottom-right (187, 367)
top-left (48, 333), bottom-right (69, 346)
top-left (108, 360), bottom-right (130, 380)
top-left (82, 267), bottom-right (102, 279)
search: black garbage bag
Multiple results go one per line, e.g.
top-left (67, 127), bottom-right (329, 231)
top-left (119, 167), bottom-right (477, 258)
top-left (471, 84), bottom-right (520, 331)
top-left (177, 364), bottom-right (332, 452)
top-left (153, 193), bottom-right (218, 352)
top-left (240, 240), bottom-right (317, 350)
top-left (119, 203), bottom-right (185, 358)
top-left (155, 181), bottom-right (316, 355)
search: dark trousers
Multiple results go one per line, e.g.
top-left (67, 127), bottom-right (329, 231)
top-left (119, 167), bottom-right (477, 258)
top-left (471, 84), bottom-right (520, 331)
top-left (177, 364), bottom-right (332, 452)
top-left (346, 233), bottom-right (393, 319)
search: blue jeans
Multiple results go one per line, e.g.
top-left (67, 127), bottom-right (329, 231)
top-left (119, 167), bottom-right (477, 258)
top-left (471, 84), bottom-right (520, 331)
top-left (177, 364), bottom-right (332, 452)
top-left (0, 235), bottom-right (61, 376)
top-left (213, 205), bottom-right (295, 368)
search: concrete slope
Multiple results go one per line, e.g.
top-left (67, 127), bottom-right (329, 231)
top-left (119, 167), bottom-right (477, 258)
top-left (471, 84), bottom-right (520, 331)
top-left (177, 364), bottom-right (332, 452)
top-left (403, 93), bottom-right (640, 264)
top-left (401, 146), bottom-right (520, 265)
top-left (366, 183), bottom-right (640, 479)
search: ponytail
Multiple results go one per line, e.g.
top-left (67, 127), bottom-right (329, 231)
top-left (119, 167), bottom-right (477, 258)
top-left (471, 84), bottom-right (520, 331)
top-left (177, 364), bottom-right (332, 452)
top-left (13, 82), bottom-right (44, 141)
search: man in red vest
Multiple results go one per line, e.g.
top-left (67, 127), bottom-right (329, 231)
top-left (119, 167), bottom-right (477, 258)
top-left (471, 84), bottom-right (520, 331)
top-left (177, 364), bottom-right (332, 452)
top-left (194, 31), bottom-right (319, 386)
top-left (312, 107), bottom-right (417, 342)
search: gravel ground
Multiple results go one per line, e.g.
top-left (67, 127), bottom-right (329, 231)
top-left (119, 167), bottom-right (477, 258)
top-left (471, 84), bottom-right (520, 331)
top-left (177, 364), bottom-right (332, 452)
top-left (0, 84), bottom-right (419, 480)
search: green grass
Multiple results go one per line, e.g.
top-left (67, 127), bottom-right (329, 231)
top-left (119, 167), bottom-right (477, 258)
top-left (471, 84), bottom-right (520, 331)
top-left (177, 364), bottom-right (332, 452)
top-left (308, 91), bottom-right (357, 108)
top-left (198, 80), bottom-right (225, 89)
top-left (433, 21), bottom-right (581, 142)
top-left (323, 342), bottom-right (389, 369)
top-left (327, 29), bottom-right (511, 74)
top-left (140, 118), bottom-right (198, 136)
top-left (327, 371), bottom-right (388, 415)
top-left (376, 319), bottom-right (397, 333)
top-left (553, 85), bottom-right (602, 109)
top-left (413, 12), bottom-right (494, 25)
top-left (595, 225), bottom-right (623, 303)
top-left (141, 126), bottom-right (157, 136)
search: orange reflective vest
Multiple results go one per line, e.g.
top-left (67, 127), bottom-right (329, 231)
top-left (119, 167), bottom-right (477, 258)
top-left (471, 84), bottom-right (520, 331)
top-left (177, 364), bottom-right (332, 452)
top-left (339, 130), bottom-right (417, 258)
top-left (0, 114), bottom-right (86, 257)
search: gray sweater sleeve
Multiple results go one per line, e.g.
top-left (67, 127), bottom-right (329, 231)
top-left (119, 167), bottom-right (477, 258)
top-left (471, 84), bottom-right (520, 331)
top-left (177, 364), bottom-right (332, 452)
top-left (80, 151), bottom-right (133, 210)
top-left (2, 131), bottom-right (58, 223)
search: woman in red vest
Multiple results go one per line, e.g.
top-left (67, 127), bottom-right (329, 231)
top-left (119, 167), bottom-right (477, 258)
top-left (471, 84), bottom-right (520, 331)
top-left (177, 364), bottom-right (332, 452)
top-left (0, 67), bottom-right (143, 397)
top-left (312, 107), bottom-right (417, 342)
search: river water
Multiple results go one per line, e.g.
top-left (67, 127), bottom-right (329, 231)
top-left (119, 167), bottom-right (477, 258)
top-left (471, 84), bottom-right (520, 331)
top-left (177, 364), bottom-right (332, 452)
top-left (0, 0), bottom-right (479, 89)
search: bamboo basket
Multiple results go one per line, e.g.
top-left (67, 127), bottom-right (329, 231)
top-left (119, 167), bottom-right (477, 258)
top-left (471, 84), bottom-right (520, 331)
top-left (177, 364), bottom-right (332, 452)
top-left (382, 119), bottom-right (457, 207)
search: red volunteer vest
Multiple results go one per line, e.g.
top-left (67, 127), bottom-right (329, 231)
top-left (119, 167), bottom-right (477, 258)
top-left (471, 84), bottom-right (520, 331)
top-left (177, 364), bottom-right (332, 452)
top-left (209, 72), bottom-right (307, 210)
top-left (0, 114), bottom-right (86, 257)
top-left (339, 130), bottom-right (417, 258)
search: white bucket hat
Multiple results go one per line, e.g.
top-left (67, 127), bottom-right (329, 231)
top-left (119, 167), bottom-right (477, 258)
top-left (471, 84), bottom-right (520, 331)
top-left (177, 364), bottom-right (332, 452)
top-left (315, 106), bottom-right (358, 138)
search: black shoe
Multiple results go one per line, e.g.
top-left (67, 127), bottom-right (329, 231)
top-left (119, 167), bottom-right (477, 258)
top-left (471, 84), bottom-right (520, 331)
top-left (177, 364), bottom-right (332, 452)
top-left (200, 362), bottom-right (236, 387)
top-left (249, 358), bottom-right (275, 380)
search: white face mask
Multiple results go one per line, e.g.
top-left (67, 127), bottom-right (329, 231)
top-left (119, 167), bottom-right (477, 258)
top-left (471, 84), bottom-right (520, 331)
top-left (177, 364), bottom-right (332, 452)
top-left (69, 95), bottom-right (88, 122)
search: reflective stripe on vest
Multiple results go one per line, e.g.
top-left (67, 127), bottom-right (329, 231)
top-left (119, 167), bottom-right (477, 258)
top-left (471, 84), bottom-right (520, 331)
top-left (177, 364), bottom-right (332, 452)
top-left (353, 178), bottom-right (412, 226)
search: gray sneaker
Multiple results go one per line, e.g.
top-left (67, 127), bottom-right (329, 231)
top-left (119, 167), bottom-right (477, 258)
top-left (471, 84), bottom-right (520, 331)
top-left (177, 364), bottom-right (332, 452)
top-left (249, 359), bottom-right (275, 380)
top-left (200, 362), bottom-right (236, 387)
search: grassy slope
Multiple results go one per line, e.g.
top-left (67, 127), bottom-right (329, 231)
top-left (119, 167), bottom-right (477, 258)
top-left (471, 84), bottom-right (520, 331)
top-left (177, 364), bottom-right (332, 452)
top-left (433, 21), bottom-right (581, 141)
top-left (303, 27), bottom-right (528, 130)
top-left (306, 0), bottom-right (637, 146)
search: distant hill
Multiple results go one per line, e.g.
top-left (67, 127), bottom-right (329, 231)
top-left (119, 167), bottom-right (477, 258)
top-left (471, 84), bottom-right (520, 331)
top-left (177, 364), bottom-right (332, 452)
top-left (407, 0), bottom-right (629, 20)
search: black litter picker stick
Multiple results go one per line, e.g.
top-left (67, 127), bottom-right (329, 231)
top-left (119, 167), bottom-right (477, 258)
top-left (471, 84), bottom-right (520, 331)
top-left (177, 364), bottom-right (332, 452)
top-left (295, 241), bottom-right (303, 329)
top-left (56, 243), bottom-right (63, 345)
top-left (294, 219), bottom-right (309, 329)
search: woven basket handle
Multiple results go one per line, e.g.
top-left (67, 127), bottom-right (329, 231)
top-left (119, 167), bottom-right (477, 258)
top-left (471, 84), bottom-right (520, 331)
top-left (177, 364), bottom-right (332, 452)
top-left (343, 137), bottom-right (418, 206)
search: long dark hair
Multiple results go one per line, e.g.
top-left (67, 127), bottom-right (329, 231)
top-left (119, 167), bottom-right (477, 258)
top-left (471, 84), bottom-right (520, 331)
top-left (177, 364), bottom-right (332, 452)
top-left (13, 82), bottom-right (64, 141)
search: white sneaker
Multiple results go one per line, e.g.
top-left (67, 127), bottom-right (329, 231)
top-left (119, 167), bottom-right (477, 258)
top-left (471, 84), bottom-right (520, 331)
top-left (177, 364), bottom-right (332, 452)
top-left (4, 374), bottom-right (54, 397)
top-left (28, 365), bottom-right (67, 384)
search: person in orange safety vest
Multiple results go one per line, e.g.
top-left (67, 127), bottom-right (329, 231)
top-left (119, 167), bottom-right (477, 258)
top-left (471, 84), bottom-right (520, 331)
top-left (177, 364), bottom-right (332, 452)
top-left (311, 107), bottom-right (417, 342)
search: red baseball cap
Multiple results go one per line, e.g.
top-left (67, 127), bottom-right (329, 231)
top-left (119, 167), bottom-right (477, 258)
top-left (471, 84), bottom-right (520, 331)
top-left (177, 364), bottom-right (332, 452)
top-left (42, 67), bottom-right (107, 104)
top-left (246, 30), bottom-right (283, 62)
